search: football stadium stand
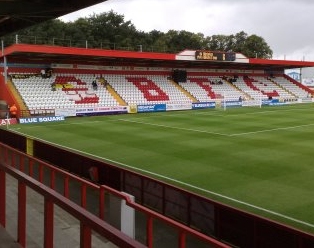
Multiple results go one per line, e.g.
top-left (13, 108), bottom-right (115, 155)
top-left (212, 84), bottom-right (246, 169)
top-left (2, 0), bottom-right (314, 243)
top-left (6, 71), bottom-right (313, 115)
top-left (2, 43), bottom-right (314, 248)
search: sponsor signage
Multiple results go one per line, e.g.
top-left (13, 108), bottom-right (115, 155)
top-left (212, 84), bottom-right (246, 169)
top-left (221, 101), bottom-right (242, 107)
top-left (262, 99), bottom-right (279, 106)
top-left (137, 104), bottom-right (166, 113)
top-left (167, 103), bottom-right (192, 111)
top-left (192, 102), bottom-right (216, 109)
top-left (75, 106), bottom-right (128, 116)
top-left (128, 105), bottom-right (138, 114)
top-left (55, 108), bottom-right (76, 117)
top-left (19, 116), bottom-right (65, 124)
top-left (0, 118), bottom-right (18, 126)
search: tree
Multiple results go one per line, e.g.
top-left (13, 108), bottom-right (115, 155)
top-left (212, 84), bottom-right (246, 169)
top-left (0, 11), bottom-right (273, 58)
top-left (204, 31), bottom-right (272, 58)
top-left (5, 19), bottom-right (67, 45)
top-left (242, 34), bottom-right (273, 59)
top-left (205, 34), bottom-right (232, 51)
top-left (233, 31), bottom-right (248, 53)
top-left (86, 11), bottom-right (138, 49)
top-left (164, 30), bottom-right (203, 53)
top-left (64, 18), bottom-right (93, 47)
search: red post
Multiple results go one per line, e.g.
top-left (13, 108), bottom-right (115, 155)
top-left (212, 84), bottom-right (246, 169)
top-left (146, 215), bottom-right (153, 248)
top-left (4, 146), bottom-right (8, 164)
top-left (64, 176), bottom-right (69, 198)
top-left (81, 183), bottom-right (87, 209)
top-left (80, 223), bottom-right (91, 248)
top-left (29, 159), bottom-right (34, 177)
top-left (0, 170), bottom-right (6, 227)
top-left (178, 230), bottom-right (186, 248)
top-left (99, 187), bottom-right (105, 220)
top-left (50, 170), bottom-right (55, 190)
top-left (44, 198), bottom-right (54, 248)
top-left (20, 156), bottom-right (25, 172)
top-left (18, 181), bottom-right (26, 247)
top-left (39, 164), bottom-right (44, 183)
top-left (11, 152), bottom-right (15, 168)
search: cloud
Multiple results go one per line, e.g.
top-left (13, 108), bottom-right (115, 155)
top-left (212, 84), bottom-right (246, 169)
top-left (59, 0), bottom-right (314, 61)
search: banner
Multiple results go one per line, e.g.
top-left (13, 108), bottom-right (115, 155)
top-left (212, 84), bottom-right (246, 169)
top-left (221, 100), bottom-right (242, 108)
top-left (129, 105), bottom-right (138, 114)
top-left (262, 99), bottom-right (280, 106)
top-left (167, 103), bottom-right (192, 111)
top-left (76, 106), bottom-right (128, 116)
top-left (19, 116), bottom-right (65, 124)
top-left (55, 108), bottom-right (76, 117)
top-left (0, 118), bottom-right (18, 126)
top-left (192, 102), bottom-right (215, 109)
top-left (137, 104), bottom-right (166, 113)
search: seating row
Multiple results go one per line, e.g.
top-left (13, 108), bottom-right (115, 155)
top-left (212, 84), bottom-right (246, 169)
top-left (10, 72), bottom-right (311, 111)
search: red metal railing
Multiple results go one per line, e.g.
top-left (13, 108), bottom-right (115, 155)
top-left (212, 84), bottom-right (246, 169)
top-left (1, 165), bottom-right (145, 248)
top-left (0, 142), bottom-right (230, 248)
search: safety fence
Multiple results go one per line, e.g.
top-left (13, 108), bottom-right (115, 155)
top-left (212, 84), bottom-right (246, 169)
top-left (0, 142), bottom-right (230, 248)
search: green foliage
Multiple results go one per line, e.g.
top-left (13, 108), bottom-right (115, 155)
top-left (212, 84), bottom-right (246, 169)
top-left (0, 11), bottom-right (273, 58)
top-left (163, 30), bottom-right (204, 52)
top-left (205, 31), bottom-right (273, 59)
top-left (244, 34), bottom-right (273, 59)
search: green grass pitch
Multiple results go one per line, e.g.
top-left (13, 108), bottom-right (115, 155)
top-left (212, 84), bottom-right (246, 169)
top-left (8, 103), bottom-right (314, 234)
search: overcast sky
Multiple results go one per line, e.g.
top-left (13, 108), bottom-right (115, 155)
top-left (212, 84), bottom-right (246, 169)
top-left (59, 0), bottom-right (314, 61)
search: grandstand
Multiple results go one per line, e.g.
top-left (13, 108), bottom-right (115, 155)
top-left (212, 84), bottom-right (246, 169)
top-left (10, 74), bottom-right (307, 107)
top-left (6, 71), bottom-right (312, 116)
top-left (2, 43), bottom-right (314, 248)
top-left (1, 44), bottom-right (312, 117)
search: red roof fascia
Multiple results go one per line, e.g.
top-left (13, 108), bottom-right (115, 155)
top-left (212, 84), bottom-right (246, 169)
top-left (249, 58), bottom-right (314, 67)
top-left (3, 44), bottom-right (176, 60)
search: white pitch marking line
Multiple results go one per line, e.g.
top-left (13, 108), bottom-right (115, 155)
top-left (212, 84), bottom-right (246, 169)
top-left (230, 123), bottom-right (314, 136)
top-left (8, 128), bottom-right (314, 229)
top-left (86, 154), bottom-right (314, 229)
top-left (117, 118), bottom-right (229, 136)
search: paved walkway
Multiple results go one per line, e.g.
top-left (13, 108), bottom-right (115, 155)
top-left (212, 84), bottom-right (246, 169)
top-left (0, 225), bottom-right (21, 248)
top-left (1, 172), bottom-right (208, 248)
top-left (1, 174), bottom-right (118, 248)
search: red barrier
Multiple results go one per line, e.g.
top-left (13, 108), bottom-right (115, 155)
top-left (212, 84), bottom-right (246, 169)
top-left (0, 142), bottom-right (230, 248)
